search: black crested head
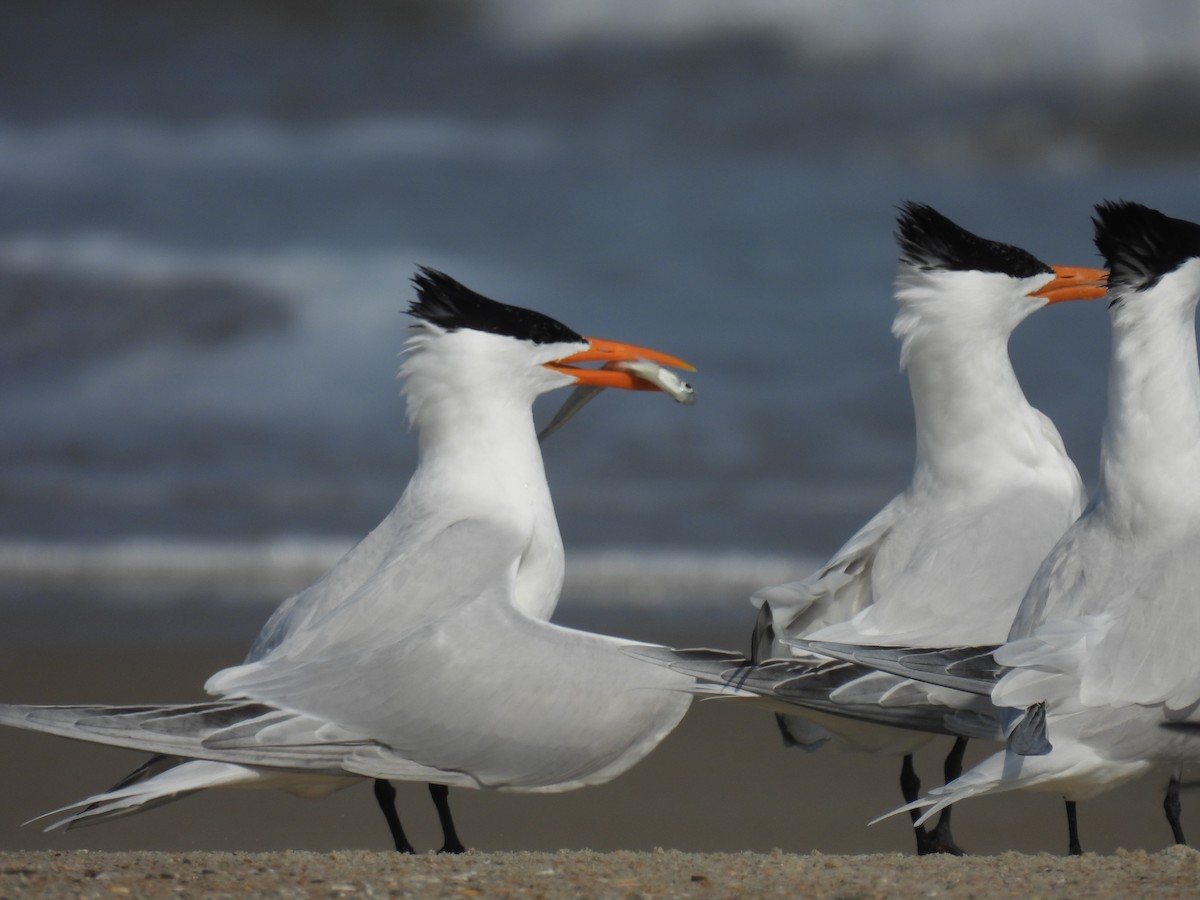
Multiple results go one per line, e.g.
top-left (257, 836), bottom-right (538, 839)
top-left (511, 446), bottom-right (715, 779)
top-left (1092, 201), bottom-right (1200, 294)
top-left (896, 202), bottom-right (1052, 279)
top-left (408, 267), bottom-right (584, 345)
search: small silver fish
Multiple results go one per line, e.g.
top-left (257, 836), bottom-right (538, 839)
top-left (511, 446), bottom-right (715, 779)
top-left (538, 358), bottom-right (696, 443)
top-left (609, 358), bottom-right (696, 406)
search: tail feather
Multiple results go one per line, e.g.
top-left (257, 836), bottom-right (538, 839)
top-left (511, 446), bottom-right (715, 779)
top-left (33, 759), bottom-right (264, 831)
top-left (872, 744), bottom-right (1110, 829)
top-left (870, 752), bottom-right (1016, 828)
top-left (66, 753), bottom-right (178, 830)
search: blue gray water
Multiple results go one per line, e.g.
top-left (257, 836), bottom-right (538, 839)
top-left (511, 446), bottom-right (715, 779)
top-left (3, 1), bottom-right (1200, 621)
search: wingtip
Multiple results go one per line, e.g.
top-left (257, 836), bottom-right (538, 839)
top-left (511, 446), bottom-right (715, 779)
top-left (1006, 701), bottom-right (1054, 757)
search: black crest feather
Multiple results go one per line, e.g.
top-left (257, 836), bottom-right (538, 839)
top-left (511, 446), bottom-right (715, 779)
top-left (896, 202), bottom-right (1052, 279)
top-left (408, 267), bottom-right (583, 345)
top-left (1092, 201), bottom-right (1200, 294)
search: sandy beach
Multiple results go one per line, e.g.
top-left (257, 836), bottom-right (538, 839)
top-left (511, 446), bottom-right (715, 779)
top-left (2, 847), bottom-right (1199, 898)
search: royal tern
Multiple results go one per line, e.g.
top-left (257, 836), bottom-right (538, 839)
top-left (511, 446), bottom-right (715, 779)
top-left (802, 201), bottom-right (1200, 854)
top-left (634, 203), bottom-right (1106, 854)
top-left (0, 267), bottom-right (698, 852)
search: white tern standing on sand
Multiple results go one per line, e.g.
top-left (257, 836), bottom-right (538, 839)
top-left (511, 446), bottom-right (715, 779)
top-left (632, 203), bottom-right (1107, 854)
top-left (800, 201), bottom-right (1200, 854)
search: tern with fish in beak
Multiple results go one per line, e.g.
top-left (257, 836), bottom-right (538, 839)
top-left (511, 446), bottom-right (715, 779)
top-left (0, 267), bottom-right (698, 853)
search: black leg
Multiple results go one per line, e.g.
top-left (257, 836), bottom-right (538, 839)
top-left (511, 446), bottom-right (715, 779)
top-left (923, 737), bottom-right (968, 856)
top-left (1165, 772), bottom-right (1187, 845)
top-left (900, 753), bottom-right (933, 853)
top-left (374, 779), bottom-right (415, 854)
top-left (1065, 799), bottom-right (1082, 856)
top-left (428, 783), bottom-right (466, 854)
top-left (900, 753), bottom-right (922, 810)
top-left (943, 736), bottom-right (968, 784)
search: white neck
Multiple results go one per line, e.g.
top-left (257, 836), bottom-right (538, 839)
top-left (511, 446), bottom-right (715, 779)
top-left (1099, 279), bottom-right (1200, 526)
top-left (891, 267), bottom-right (1062, 485)
top-left (899, 319), bottom-right (1048, 486)
top-left (393, 329), bottom-right (569, 620)
top-left (411, 385), bottom-right (551, 514)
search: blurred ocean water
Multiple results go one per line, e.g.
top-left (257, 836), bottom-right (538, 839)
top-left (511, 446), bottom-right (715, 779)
top-left (3, 1), bottom-right (1200, 624)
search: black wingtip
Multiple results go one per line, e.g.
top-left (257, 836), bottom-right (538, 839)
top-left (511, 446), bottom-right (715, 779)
top-left (896, 201), bottom-right (1052, 279)
top-left (1092, 201), bottom-right (1200, 293)
top-left (408, 267), bottom-right (583, 345)
top-left (1006, 701), bottom-right (1053, 756)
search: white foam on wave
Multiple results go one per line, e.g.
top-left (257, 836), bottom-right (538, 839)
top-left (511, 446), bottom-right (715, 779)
top-left (485, 0), bottom-right (1200, 84)
top-left (0, 231), bottom-right (419, 422)
top-left (0, 117), bottom-right (557, 185)
top-left (0, 539), bottom-right (818, 611)
top-left (0, 538), bottom-right (351, 599)
top-left (0, 229), bottom-right (418, 302)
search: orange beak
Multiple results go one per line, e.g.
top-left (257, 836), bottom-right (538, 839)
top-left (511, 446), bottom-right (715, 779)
top-left (1029, 266), bottom-right (1109, 304)
top-left (545, 338), bottom-right (695, 391)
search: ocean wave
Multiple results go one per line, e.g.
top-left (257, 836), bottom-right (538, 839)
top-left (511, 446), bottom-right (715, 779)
top-left (0, 230), bottom-right (418, 298)
top-left (485, 0), bottom-right (1200, 84)
top-left (0, 539), bottom-right (817, 610)
top-left (0, 265), bottom-right (291, 381)
top-left (0, 117), bottom-right (557, 185)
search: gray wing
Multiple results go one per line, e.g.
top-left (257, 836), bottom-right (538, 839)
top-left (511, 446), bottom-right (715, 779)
top-left (1005, 514), bottom-right (1200, 711)
top-left (0, 702), bottom-right (372, 773)
top-left (786, 638), bottom-right (1004, 696)
top-left (5, 517), bottom-right (691, 792)
top-left (625, 646), bottom-right (988, 737)
top-left (208, 517), bottom-right (693, 789)
top-left (768, 665), bottom-right (972, 735)
top-left (235, 515), bottom-right (529, 673)
top-left (753, 495), bottom-right (906, 647)
top-left (217, 607), bottom-right (694, 790)
top-left (811, 483), bottom-right (1079, 647)
top-left (4, 611), bottom-right (692, 792)
top-left (244, 501), bottom-right (430, 662)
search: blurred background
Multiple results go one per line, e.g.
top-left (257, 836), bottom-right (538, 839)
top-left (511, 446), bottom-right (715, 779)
top-left (3, 0), bottom-right (1200, 856)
